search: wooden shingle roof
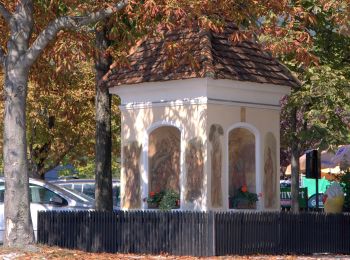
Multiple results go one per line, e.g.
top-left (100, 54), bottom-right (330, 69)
top-left (104, 24), bottom-right (299, 88)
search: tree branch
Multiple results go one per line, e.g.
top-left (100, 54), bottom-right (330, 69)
top-left (0, 46), bottom-right (5, 67)
top-left (0, 2), bottom-right (12, 25)
top-left (41, 138), bottom-right (79, 177)
top-left (22, 0), bottom-right (128, 67)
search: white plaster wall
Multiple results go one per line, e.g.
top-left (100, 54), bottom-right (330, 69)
top-left (114, 78), bottom-right (289, 212)
top-left (260, 111), bottom-right (281, 211)
top-left (206, 104), bottom-right (239, 211)
top-left (120, 102), bottom-right (208, 211)
top-left (207, 103), bottom-right (281, 211)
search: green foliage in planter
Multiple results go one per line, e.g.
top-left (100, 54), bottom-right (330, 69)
top-left (229, 185), bottom-right (258, 208)
top-left (158, 190), bottom-right (180, 210)
top-left (147, 190), bottom-right (180, 210)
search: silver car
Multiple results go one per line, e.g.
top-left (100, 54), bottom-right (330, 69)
top-left (0, 177), bottom-right (94, 243)
top-left (50, 178), bottom-right (120, 207)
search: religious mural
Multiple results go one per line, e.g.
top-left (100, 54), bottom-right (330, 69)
top-left (209, 124), bottom-right (224, 208)
top-left (122, 141), bottom-right (142, 209)
top-left (264, 132), bottom-right (277, 209)
top-left (185, 137), bottom-right (204, 202)
top-left (148, 126), bottom-right (181, 195)
top-left (228, 128), bottom-right (256, 208)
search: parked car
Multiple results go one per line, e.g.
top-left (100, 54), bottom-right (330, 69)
top-left (0, 177), bottom-right (94, 243)
top-left (50, 179), bottom-right (120, 207)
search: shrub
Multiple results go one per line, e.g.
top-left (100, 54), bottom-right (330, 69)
top-left (338, 170), bottom-right (350, 212)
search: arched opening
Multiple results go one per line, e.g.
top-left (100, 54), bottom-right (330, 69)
top-left (148, 126), bottom-right (181, 208)
top-left (228, 127), bottom-right (256, 209)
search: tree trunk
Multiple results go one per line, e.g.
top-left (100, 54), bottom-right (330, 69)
top-left (290, 107), bottom-right (300, 213)
top-left (94, 22), bottom-right (113, 211)
top-left (0, 0), bottom-right (127, 247)
top-left (3, 67), bottom-right (34, 246)
top-left (2, 0), bottom-right (35, 247)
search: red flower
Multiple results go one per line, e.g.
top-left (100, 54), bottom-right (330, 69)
top-left (150, 191), bottom-right (155, 197)
top-left (241, 185), bottom-right (248, 193)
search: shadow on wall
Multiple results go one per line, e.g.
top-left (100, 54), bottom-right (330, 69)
top-left (121, 103), bottom-right (207, 209)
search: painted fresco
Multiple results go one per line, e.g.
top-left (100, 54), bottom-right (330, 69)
top-left (264, 132), bottom-right (278, 209)
top-left (123, 141), bottom-right (142, 209)
top-left (209, 124), bottom-right (224, 208)
top-left (148, 126), bottom-right (181, 194)
top-left (229, 128), bottom-right (256, 207)
top-left (185, 137), bottom-right (204, 202)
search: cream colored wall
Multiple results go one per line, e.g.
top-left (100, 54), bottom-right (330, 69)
top-left (120, 102), bottom-right (281, 211)
top-left (114, 78), bottom-right (289, 212)
top-left (247, 107), bottom-right (281, 211)
top-left (122, 104), bottom-right (207, 141)
top-left (207, 104), bottom-right (281, 211)
top-left (120, 103), bottom-right (208, 210)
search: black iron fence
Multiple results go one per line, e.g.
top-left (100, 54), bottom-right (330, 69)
top-left (37, 211), bottom-right (350, 256)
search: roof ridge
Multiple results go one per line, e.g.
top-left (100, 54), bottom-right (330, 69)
top-left (198, 28), bottom-right (216, 78)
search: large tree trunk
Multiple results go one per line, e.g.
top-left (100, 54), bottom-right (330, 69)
top-left (3, 67), bottom-right (34, 246)
top-left (290, 107), bottom-right (300, 212)
top-left (2, 0), bottom-right (35, 247)
top-left (94, 22), bottom-right (113, 211)
top-left (0, 0), bottom-right (127, 247)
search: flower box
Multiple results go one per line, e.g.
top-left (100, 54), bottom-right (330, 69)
top-left (147, 202), bottom-right (159, 209)
top-left (229, 185), bottom-right (258, 209)
top-left (147, 190), bottom-right (180, 210)
top-left (230, 198), bottom-right (256, 209)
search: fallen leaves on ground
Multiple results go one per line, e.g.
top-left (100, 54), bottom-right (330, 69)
top-left (0, 245), bottom-right (349, 259)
